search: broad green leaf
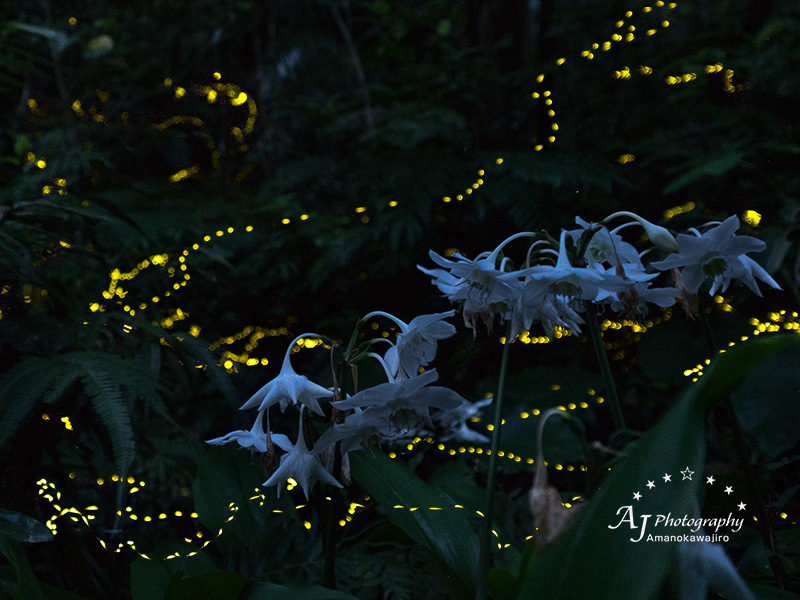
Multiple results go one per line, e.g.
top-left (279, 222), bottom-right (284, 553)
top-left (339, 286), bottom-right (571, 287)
top-left (0, 509), bottom-right (53, 543)
top-left (131, 553), bottom-right (217, 600)
top-left (244, 582), bottom-right (360, 600)
top-left (731, 342), bottom-right (800, 459)
top-left (164, 571), bottom-right (250, 600)
top-left (192, 446), bottom-right (266, 539)
top-left (0, 534), bottom-right (45, 600)
top-left (516, 334), bottom-right (800, 600)
top-left (349, 450), bottom-right (479, 597)
top-left (130, 559), bottom-right (176, 600)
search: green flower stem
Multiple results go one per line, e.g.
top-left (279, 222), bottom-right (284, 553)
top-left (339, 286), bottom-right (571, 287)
top-left (476, 329), bottom-right (513, 600)
top-left (322, 441), bottom-right (343, 589)
top-left (698, 302), bottom-right (787, 589)
top-left (583, 301), bottom-right (625, 430)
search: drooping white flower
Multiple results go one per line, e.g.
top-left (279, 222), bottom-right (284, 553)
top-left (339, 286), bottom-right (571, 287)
top-left (604, 211), bottom-right (679, 252)
top-left (367, 310), bottom-right (456, 380)
top-left (333, 369), bottom-right (463, 430)
top-left (313, 407), bottom-right (393, 455)
top-left (418, 232), bottom-right (536, 334)
top-left (263, 410), bottom-right (342, 499)
top-left (206, 410), bottom-right (283, 453)
top-left (435, 396), bottom-right (493, 444)
top-left (651, 216), bottom-right (780, 296)
top-left (569, 217), bottom-right (643, 269)
top-left (239, 334), bottom-right (332, 416)
top-left (527, 230), bottom-right (629, 302)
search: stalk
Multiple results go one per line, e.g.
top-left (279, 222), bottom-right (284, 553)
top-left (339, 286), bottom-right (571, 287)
top-left (583, 301), bottom-right (625, 430)
top-left (476, 328), bottom-right (513, 600)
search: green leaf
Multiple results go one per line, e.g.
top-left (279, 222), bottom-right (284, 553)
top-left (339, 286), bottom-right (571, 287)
top-left (192, 446), bottom-right (266, 538)
top-left (243, 582), bottom-right (360, 600)
top-left (164, 571), bottom-right (250, 600)
top-left (349, 450), bottom-right (479, 597)
top-left (0, 509), bottom-right (53, 543)
top-left (130, 559), bottom-right (176, 600)
top-left (130, 554), bottom-right (218, 600)
top-left (516, 334), bottom-right (800, 600)
top-left (0, 534), bottom-right (45, 600)
top-left (731, 342), bottom-right (800, 459)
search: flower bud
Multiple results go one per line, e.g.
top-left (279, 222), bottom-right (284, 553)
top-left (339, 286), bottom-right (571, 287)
top-left (605, 211), bottom-right (679, 252)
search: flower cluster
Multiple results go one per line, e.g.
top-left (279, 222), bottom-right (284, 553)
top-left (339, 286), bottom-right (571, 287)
top-left (208, 211), bottom-right (780, 500)
top-left (208, 316), bottom-right (486, 499)
top-left (419, 212), bottom-right (779, 334)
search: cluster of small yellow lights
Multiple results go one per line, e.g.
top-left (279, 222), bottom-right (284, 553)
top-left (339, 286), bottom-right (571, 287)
top-left (441, 158), bottom-right (504, 203)
top-left (91, 225), bottom-right (251, 323)
top-left (684, 309), bottom-right (800, 382)
top-left (37, 476), bottom-right (213, 560)
top-left (158, 71), bottom-right (257, 182)
top-left (530, 4), bottom-right (679, 145)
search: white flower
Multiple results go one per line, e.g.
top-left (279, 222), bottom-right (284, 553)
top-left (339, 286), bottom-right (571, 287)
top-left (527, 230), bottom-right (629, 302)
top-left (435, 396), bottom-right (492, 444)
top-left (374, 311), bottom-right (456, 380)
top-left (569, 217), bottom-right (643, 268)
top-left (206, 410), bottom-right (272, 453)
top-left (607, 280), bottom-right (680, 318)
top-left (262, 411), bottom-right (342, 499)
top-left (651, 216), bottom-right (780, 296)
top-left (604, 211), bottom-right (679, 252)
top-left (333, 369), bottom-right (463, 430)
top-left (418, 232), bottom-right (535, 334)
top-left (313, 407), bottom-right (393, 455)
top-left (239, 334), bottom-right (332, 416)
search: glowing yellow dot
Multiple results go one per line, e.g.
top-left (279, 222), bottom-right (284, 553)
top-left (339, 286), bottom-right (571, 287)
top-left (556, 57), bottom-right (566, 65)
top-left (662, 20), bottom-right (669, 27)
top-left (281, 218), bottom-right (290, 225)
top-left (36, 159), bottom-right (46, 169)
top-left (174, 87), bottom-right (186, 99)
top-left (742, 210), bottom-right (761, 226)
top-left (496, 158), bottom-right (504, 164)
top-left (68, 17), bottom-right (77, 25)
top-left (388, 201), bottom-right (398, 207)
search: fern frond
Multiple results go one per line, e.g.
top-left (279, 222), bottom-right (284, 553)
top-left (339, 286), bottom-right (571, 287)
top-left (0, 358), bottom-right (77, 447)
top-left (60, 352), bottom-right (136, 475)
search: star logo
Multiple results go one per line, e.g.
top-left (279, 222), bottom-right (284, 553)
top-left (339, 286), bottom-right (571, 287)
top-left (663, 473), bottom-right (672, 483)
top-left (681, 467), bottom-right (694, 481)
top-left (738, 502), bottom-right (746, 511)
top-left (646, 480), bottom-right (655, 489)
top-left (633, 491), bottom-right (642, 501)
top-left (706, 475), bottom-right (715, 485)
top-left (724, 486), bottom-right (734, 495)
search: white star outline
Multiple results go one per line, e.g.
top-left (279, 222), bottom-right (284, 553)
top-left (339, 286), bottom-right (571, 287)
top-left (628, 467), bottom-right (747, 519)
